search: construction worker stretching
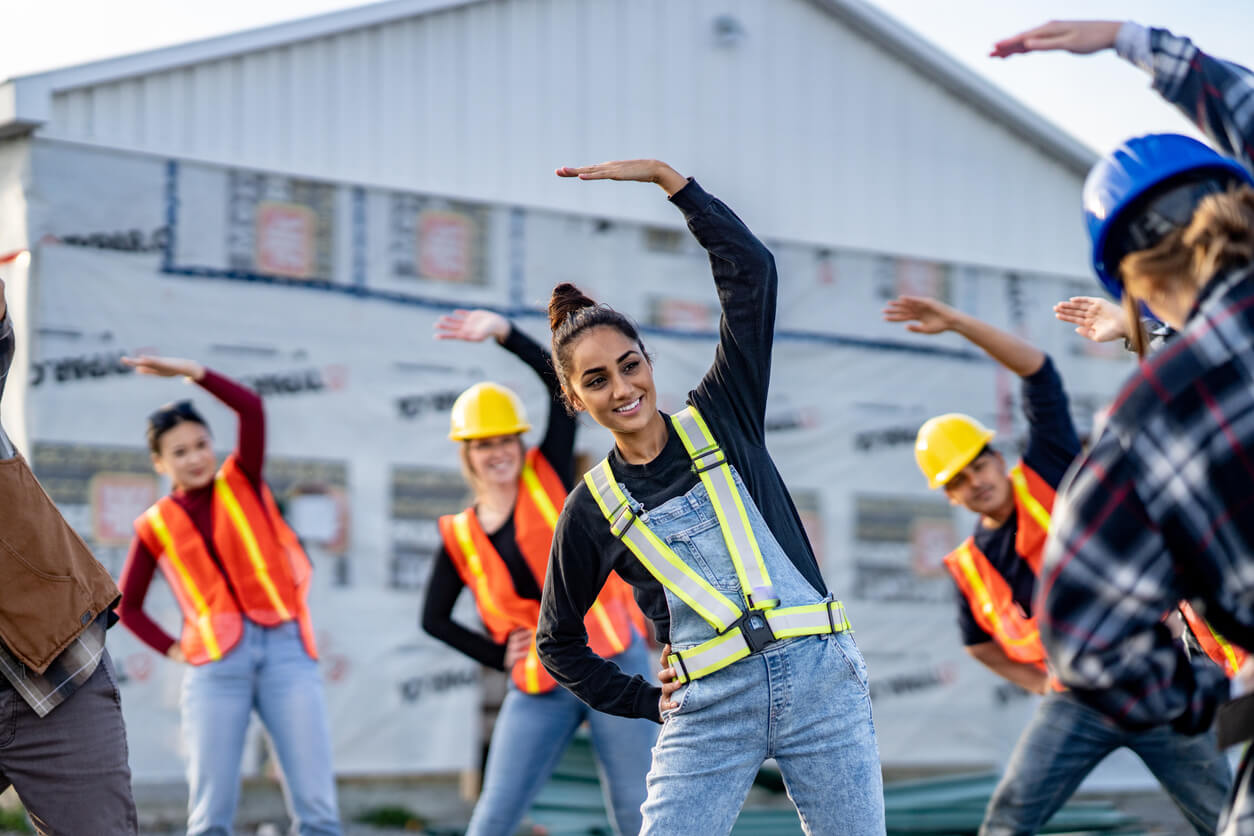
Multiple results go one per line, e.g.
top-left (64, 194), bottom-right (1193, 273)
top-left (886, 295), bottom-right (1231, 836)
top-left (117, 356), bottom-right (341, 836)
top-left (536, 159), bottom-right (885, 836)
top-left (423, 308), bottom-right (655, 836)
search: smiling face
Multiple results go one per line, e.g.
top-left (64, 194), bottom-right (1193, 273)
top-left (463, 434), bottom-right (525, 491)
top-left (152, 421), bottom-right (217, 492)
top-left (942, 449), bottom-right (1014, 521)
top-left (564, 325), bottom-right (657, 435)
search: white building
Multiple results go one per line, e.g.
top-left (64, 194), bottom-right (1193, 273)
top-left (0, 0), bottom-right (1135, 783)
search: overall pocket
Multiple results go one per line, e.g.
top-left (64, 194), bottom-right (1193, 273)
top-left (663, 516), bottom-right (745, 597)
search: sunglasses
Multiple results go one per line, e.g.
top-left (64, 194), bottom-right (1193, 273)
top-left (147, 400), bottom-right (204, 435)
top-left (1106, 174), bottom-right (1237, 269)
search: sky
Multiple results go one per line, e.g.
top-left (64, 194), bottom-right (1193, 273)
top-left (3, 1), bottom-right (1251, 155)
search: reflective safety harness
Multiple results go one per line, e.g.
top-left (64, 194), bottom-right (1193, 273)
top-left (585, 406), bottom-right (849, 685)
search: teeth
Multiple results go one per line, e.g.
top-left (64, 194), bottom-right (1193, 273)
top-left (615, 399), bottom-right (641, 413)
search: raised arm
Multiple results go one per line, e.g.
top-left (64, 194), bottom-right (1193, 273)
top-left (435, 309), bottom-right (577, 485)
top-left (992, 20), bottom-right (1254, 171)
top-left (883, 296), bottom-right (1045, 377)
top-left (123, 355), bottom-right (265, 483)
top-left (558, 160), bottom-right (779, 439)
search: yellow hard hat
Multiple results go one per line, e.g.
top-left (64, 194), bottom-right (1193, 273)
top-left (915, 413), bottom-right (996, 489)
top-left (448, 382), bottom-right (531, 441)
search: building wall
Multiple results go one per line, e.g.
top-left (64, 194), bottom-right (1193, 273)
top-left (38, 0), bottom-right (1091, 277)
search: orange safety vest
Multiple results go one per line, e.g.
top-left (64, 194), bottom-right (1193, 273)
top-left (439, 448), bottom-right (642, 694)
top-left (133, 454), bottom-right (318, 666)
top-left (1179, 601), bottom-right (1249, 678)
top-left (944, 462), bottom-right (1063, 688)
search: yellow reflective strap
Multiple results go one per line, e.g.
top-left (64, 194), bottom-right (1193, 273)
top-left (452, 512), bottom-right (507, 620)
top-left (670, 629), bottom-right (752, 682)
top-left (214, 477), bottom-right (292, 621)
top-left (766, 602), bottom-right (852, 639)
top-left (146, 507), bottom-right (223, 661)
top-left (1010, 465), bottom-right (1052, 536)
top-left (585, 461), bottom-right (741, 632)
top-left (1207, 620), bottom-right (1242, 675)
top-left (672, 408), bottom-right (773, 608)
top-left (589, 600), bottom-right (626, 654)
top-left (954, 543), bottom-right (1038, 649)
top-left (524, 642), bottom-right (542, 692)
top-left (521, 462), bottom-right (559, 530)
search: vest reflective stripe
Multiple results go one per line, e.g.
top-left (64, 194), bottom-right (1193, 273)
top-left (1010, 465), bottom-right (1052, 537)
top-left (144, 506), bottom-right (223, 662)
top-left (671, 408), bottom-right (776, 609)
top-left (521, 462), bottom-right (559, 529)
top-left (1180, 601), bottom-right (1248, 678)
top-left (214, 475), bottom-right (292, 622)
top-left (947, 540), bottom-right (1044, 658)
top-left (451, 512), bottom-right (506, 620)
top-left (585, 406), bottom-right (850, 685)
top-left (442, 449), bottom-right (640, 694)
top-left (586, 459), bottom-right (741, 632)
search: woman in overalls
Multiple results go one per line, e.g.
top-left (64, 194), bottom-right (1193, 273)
top-left (117, 355), bottom-right (341, 836)
top-left (423, 309), bottom-right (656, 836)
top-left (536, 159), bottom-right (885, 835)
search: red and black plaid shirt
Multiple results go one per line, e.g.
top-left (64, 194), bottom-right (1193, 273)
top-left (1038, 265), bottom-right (1254, 732)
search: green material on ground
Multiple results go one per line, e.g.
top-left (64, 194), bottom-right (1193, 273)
top-left (522, 734), bottom-right (1147, 836)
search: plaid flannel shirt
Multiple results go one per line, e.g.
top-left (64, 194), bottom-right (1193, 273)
top-left (0, 315), bottom-right (108, 717)
top-left (1037, 267), bottom-right (1254, 736)
top-left (1118, 23), bottom-right (1254, 172)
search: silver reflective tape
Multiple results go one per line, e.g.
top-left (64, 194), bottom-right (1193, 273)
top-left (585, 457), bottom-right (741, 631)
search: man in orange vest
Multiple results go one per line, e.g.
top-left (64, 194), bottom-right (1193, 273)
top-left (886, 294), bottom-right (1231, 836)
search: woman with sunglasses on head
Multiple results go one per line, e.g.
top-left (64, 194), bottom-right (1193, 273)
top-left (423, 308), bottom-right (655, 836)
top-left (535, 160), bottom-right (884, 835)
top-left (116, 356), bottom-right (341, 836)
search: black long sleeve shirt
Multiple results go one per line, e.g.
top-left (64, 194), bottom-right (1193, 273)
top-left (420, 325), bottom-right (576, 669)
top-left (536, 179), bottom-right (828, 722)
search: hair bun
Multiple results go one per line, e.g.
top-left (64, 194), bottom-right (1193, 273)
top-left (548, 283), bottom-right (598, 331)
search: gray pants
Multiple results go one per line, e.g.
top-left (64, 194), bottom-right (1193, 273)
top-left (0, 652), bottom-right (138, 835)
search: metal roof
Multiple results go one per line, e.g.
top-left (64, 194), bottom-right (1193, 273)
top-left (1, 0), bottom-right (1095, 173)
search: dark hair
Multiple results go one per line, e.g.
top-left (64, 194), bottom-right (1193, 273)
top-left (146, 400), bottom-right (209, 454)
top-left (547, 283), bottom-right (649, 410)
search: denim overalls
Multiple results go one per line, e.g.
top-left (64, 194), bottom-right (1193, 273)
top-left (608, 462), bottom-right (885, 835)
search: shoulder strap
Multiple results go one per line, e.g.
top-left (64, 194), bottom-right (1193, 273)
top-left (584, 458), bottom-right (742, 632)
top-left (670, 407), bottom-right (777, 610)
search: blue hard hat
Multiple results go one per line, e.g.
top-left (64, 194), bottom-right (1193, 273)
top-left (1083, 134), bottom-right (1253, 298)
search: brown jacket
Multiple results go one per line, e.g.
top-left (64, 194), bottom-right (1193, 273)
top-left (0, 454), bottom-right (119, 674)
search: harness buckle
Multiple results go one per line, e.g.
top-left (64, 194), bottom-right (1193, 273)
top-left (691, 446), bottom-right (726, 475)
top-left (609, 500), bottom-right (636, 539)
top-left (734, 610), bottom-right (776, 654)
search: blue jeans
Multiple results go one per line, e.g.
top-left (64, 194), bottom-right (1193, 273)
top-left (642, 630), bottom-right (884, 835)
top-left (631, 468), bottom-right (885, 835)
top-left (982, 690), bottom-right (1231, 835)
top-left (181, 621), bottom-right (341, 836)
top-left (467, 638), bottom-right (657, 836)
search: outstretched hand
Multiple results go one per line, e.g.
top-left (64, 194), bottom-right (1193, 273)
top-left (556, 159), bottom-right (688, 196)
top-left (122, 355), bottom-right (206, 380)
top-left (991, 20), bottom-right (1122, 58)
top-left (1053, 296), bottom-right (1126, 343)
top-left (882, 295), bottom-right (960, 335)
top-left (434, 309), bottom-right (510, 343)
